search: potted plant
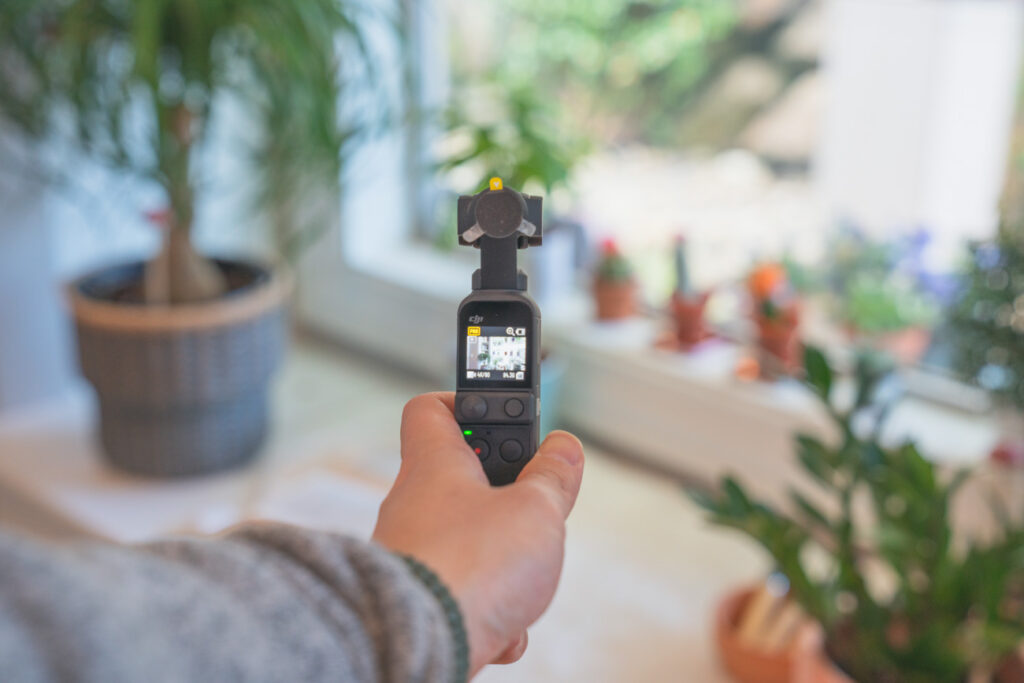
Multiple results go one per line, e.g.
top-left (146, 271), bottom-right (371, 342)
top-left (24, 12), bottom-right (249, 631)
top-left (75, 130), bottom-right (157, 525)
top-left (593, 238), bottom-right (638, 321)
top-left (668, 236), bottom-right (711, 350)
top-left (0, 1), bottom-right (370, 476)
top-left (827, 227), bottom-right (942, 365)
top-left (693, 347), bottom-right (1024, 682)
top-left (435, 81), bottom-right (590, 303)
top-left (747, 262), bottom-right (801, 378)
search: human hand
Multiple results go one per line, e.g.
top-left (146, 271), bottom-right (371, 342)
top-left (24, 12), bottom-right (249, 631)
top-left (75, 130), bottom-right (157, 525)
top-left (372, 392), bottom-right (585, 676)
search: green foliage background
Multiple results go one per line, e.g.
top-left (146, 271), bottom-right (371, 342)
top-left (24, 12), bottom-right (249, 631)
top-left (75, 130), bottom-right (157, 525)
top-left (484, 0), bottom-right (739, 145)
top-left (438, 0), bottom-right (740, 198)
top-left (0, 0), bottom-right (373, 258)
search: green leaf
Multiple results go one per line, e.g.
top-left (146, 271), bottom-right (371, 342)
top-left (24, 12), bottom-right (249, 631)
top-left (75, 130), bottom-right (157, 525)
top-left (722, 476), bottom-right (752, 514)
top-left (683, 484), bottom-right (720, 514)
top-left (853, 349), bottom-right (895, 410)
top-left (803, 346), bottom-right (833, 401)
top-left (795, 434), bottom-right (836, 488)
top-left (790, 489), bottom-right (832, 531)
top-left (0, 0), bottom-right (377, 276)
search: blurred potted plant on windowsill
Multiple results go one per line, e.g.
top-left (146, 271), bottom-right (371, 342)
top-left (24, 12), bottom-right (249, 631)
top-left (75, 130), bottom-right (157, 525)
top-left (747, 262), bottom-right (800, 379)
top-left (693, 348), bottom-right (1024, 683)
top-left (827, 227), bottom-right (943, 366)
top-left (668, 236), bottom-right (711, 350)
top-left (593, 238), bottom-right (638, 321)
top-left (0, 0), bottom-right (372, 476)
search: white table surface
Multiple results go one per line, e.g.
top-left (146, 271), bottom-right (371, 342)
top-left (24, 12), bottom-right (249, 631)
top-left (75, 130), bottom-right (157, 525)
top-left (0, 339), bottom-right (763, 683)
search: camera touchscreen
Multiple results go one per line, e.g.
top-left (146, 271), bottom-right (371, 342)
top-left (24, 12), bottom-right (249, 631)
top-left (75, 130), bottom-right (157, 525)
top-left (465, 326), bottom-right (527, 381)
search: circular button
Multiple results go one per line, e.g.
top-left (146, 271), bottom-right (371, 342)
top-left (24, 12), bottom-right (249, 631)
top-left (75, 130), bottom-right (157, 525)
top-left (499, 439), bottom-right (524, 462)
top-left (460, 395), bottom-right (487, 420)
top-left (504, 398), bottom-right (524, 418)
top-left (469, 439), bottom-right (490, 460)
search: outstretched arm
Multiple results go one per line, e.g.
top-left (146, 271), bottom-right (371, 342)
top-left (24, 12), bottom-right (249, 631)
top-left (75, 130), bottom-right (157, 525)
top-left (0, 392), bottom-right (584, 682)
top-left (0, 522), bottom-right (457, 682)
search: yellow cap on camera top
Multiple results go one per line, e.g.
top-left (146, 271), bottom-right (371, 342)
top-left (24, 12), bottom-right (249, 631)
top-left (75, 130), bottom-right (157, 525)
top-left (489, 177), bottom-right (503, 191)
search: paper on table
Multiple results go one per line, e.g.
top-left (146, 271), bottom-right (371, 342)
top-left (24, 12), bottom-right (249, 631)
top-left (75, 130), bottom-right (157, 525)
top-left (245, 464), bottom-right (388, 538)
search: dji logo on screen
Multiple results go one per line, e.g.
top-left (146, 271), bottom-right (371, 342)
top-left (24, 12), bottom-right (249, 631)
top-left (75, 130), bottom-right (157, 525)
top-left (469, 315), bottom-right (484, 324)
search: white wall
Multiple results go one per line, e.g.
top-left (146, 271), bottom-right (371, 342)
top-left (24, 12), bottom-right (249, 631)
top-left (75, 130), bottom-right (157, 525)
top-left (0, 137), bottom-right (75, 410)
top-left (817, 0), bottom-right (1024, 262)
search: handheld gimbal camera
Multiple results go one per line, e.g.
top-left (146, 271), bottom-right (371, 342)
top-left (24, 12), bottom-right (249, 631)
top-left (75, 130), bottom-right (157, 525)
top-left (455, 178), bottom-right (542, 486)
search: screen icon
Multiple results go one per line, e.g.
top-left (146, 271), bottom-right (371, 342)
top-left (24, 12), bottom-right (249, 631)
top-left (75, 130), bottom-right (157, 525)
top-left (505, 326), bottom-right (515, 335)
top-left (516, 371), bottom-right (524, 380)
top-left (468, 326), bottom-right (481, 336)
top-left (514, 327), bottom-right (526, 336)
top-left (467, 371), bottom-right (476, 378)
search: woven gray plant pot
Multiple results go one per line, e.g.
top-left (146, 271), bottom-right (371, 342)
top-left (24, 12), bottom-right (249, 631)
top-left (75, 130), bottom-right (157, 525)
top-left (70, 260), bottom-right (289, 477)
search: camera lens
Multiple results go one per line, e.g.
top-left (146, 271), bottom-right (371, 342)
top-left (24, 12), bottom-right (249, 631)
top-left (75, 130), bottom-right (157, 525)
top-left (474, 190), bottom-right (525, 238)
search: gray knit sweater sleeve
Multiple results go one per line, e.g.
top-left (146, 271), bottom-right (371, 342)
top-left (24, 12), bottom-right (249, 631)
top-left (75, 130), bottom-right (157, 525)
top-left (0, 522), bottom-right (458, 683)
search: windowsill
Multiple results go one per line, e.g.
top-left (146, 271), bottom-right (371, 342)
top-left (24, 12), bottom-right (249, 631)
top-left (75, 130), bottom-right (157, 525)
top-left (549, 318), bottom-right (997, 468)
top-left (346, 242), bottom-right (473, 304)
top-left (298, 241), bottom-right (1001, 507)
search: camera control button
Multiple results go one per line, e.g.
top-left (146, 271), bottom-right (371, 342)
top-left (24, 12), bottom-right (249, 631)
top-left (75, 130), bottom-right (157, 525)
top-left (499, 439), bottom-right (524, 462)
top-left (469, 440), bottom-right (490, 460)
top-left (460, 395), bottom-right (487, 420)
top-left (504, 398), bottom-right (524, 418)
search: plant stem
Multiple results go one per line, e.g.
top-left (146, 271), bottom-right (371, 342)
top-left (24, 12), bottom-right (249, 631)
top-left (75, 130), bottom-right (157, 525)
top-left (144, 102), bottom-right (225, 304)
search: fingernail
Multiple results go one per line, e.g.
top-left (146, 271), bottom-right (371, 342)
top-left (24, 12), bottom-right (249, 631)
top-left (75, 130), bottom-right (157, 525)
top-left (543, 432), bottom-right (583, 466)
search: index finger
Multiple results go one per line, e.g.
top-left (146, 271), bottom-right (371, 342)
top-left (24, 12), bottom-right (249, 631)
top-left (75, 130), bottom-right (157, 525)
top-left (399, 392), bottom-right (485, 480)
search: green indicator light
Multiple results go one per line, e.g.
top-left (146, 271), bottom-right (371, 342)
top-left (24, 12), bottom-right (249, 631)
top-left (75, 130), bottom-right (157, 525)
top-left (463, 430), bottom-right (473, 436)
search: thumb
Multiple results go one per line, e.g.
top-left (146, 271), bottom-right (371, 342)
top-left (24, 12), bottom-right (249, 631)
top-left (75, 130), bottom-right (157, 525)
top-left (516, 431), bottom-right (585, 519)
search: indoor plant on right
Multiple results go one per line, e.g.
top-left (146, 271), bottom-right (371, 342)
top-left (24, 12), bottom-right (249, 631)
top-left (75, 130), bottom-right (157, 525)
top-left (693, 348), bottom-right (1024, 682)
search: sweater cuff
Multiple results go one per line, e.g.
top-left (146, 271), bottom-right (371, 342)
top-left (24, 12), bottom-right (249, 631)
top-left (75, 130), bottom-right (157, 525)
top-left (399, 555), bottom-right (470, 683)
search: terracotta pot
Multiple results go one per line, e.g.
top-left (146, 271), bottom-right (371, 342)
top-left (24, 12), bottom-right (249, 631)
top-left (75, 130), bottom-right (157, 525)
top-left (754, 304), bottom-right (801, 379)
top-left (670, 291), bottom-right (710, 350)
top-left (594, 279), bottom-right (637, 320)
top-left (849, 326), bottom-right (932, 366)
top-left (714, 587), bottom-right (805, 683)
top-left (791, 628), bottom-right (855, 683)
top-left (876, 327), bottom-right (931, 365)
top-left (793, 653), bottom-right (855, 683)
top-left (996, 649), bottom-right (1024, 683)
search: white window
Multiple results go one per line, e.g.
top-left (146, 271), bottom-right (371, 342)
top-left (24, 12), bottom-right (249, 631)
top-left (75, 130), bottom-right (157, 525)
top-left (297, 0), bottom-right (1020, 483)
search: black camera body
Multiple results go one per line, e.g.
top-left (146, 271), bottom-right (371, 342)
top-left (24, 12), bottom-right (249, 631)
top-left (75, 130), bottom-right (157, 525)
top-left (454, 180), bottom-right (543, 486)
